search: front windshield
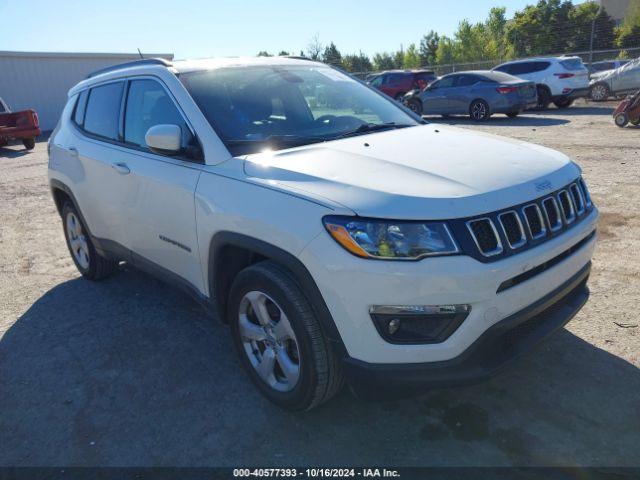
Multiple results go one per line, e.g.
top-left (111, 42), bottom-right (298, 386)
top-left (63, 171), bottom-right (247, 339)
top-left (180, 65), bottom-right (419, 155)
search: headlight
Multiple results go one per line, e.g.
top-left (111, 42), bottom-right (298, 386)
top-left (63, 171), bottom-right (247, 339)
top-left (323, 215), bottom-right (459, 260)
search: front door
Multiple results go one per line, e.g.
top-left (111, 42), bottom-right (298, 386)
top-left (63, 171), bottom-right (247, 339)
top-left (119, 78), bottom-right (205, 292)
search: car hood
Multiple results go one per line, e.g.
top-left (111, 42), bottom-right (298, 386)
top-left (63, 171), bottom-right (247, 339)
top-left (243, 124), bottom-right (580, 219)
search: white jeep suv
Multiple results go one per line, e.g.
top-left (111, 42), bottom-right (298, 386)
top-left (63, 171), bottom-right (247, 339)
top-left (48, 57), bottom-right (598, 410)
top-left (493, 56), bottom-right (590, 109)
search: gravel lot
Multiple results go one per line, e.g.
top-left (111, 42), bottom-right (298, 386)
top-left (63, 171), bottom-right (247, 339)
top-left (1, 100), bottom-right (638, 467)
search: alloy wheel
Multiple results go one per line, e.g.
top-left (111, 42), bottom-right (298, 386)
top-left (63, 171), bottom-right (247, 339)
top-left (238, 291), bottom-right (301, 392)
top-left (591, 84), bottom-right (608, 101)
top-left (471, 101), bottom-right (487, 120)
top-left (66, 212), bottom-right (90, 269)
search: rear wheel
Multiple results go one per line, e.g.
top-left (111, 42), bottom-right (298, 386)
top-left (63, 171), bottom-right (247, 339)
top-left (590, 83), bottom-right (610, 102)
top-left (22, 138), bottom-right (36, 150)
top-left (614, 113), bottom-right (629, 128)
top-left (536, 86), bottom-right (551, 110)
top-left (553, 98), bottom-right (573, 108)
top-left (228, 261), bottom-right (344, 411)
top-left (406, 98), bottom-right (422, 116)
top-left (61, 202), bottom-right (118, 280)
top-left (469, 99), bottom-right (490, 121)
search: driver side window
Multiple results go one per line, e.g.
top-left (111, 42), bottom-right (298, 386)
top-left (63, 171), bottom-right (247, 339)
top-left (124, 79), bottom-right (193, 150)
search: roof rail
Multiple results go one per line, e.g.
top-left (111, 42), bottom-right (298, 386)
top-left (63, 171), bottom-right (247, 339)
top-left (86, 58), bottom-right (172, 79)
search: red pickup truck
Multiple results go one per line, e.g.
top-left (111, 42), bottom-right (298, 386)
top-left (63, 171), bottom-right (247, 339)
top-left (0, 97), bottom-right (41, 150)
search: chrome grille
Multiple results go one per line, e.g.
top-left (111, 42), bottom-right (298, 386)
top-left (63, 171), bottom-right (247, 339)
top-left (466, 218), bottom-right (503, 257)
top-left (522, 204), bottom-right (546, 239)
top-left (570, 183), bottom-right (585, 214)
top-left (558, 190), bottom-right (576, 224)
top-left (542, 197), bottom-right (563, 231)
top-left (498, 211), bottom-right (526, 249)
top-left (461, 177), bottom-right (594, 262)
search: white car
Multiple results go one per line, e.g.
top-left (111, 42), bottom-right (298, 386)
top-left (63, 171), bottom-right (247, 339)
top-left (48, 57), bottom-right (598, 410)
top-left (493, 56), bottom-right (590, 109)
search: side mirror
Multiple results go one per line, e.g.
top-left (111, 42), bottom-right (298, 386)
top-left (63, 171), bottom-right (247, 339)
top-left (145, 124), bottom-right (182, 155)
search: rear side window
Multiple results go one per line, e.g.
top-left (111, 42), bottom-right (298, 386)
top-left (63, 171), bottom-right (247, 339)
top-left (123, 79), bottom-right (192, 149)
top-left (506, 62), bottom-right (550, 75)
top-left (456, 75), bottom-right (479, 87)
top-left (83, 82), bottom-right (124, 140)
top-left (73, 90), bottom-right (89, 126)
top-left (560, 58), bottom-right (585, 71)
top-left (494, 64), bottom-right (512, 74)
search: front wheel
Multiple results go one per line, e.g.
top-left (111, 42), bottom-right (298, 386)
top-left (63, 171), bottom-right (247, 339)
top-left (590, 83), bottom-right (610, 102)
top-left (406, 98), bottom-right (422, 116)
top-left (61, 202), bottom-right (118, 280)
top-left (536, 86), bottom-right (551, 110)
top-left (228, 261), bottom-right (344, 411)
top-left (614, 113), bottom-right (629, 128)
top-left (469, 99), bottom-right (490, 121)
top-left (22, 138), bottom-right (36, 150)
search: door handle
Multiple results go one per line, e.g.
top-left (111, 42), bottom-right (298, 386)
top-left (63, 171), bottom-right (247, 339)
top-left (68, 147), bottom-right (78, 157)
top-left (111, 162), bottom-right (131, 175)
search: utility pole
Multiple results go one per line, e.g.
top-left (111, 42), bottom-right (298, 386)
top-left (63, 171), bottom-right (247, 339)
top-left (589, 4), bottom-right (603, 66)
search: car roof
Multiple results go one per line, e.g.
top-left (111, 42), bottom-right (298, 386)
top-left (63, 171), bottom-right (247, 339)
top-left (71, 56), bottom-right (327, 95)
top-left (497, 56), bottom-right (580, 66)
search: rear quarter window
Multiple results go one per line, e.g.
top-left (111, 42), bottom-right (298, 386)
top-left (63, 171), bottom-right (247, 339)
top-left (560, 59), bottom-right (585, 71)
top-left (73, 90), bottom-right (89, 127)
top-left (83, 82), bottom-right (124, 141)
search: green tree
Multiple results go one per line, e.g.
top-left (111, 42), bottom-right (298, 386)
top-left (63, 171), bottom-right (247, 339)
top-left (372, 52), bottom-right (396, 71)
top-left (342, 51), bottom-right (373, 72)
top-left (419, 30), bottom-right (439, 66)
top-left (435, 36), bottom-right (456, 66)
top-left (566, 2), bottom-right (616, 51)
top-left (257, 51), bottom-right (272, 57)
top-left (393, 46), bottom-right (405, 69)
top-left (616, 0), bottom-right (640, 48)
top-left (403, 44), bottom-right (421, 68)
top-left (278, 50), bottom-right (290, 56)
top-left (323, 42), bottom-right (343, 68)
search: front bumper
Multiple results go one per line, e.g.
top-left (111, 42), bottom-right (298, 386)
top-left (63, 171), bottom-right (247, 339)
top-left (342, 263), bottom-right (590, 397)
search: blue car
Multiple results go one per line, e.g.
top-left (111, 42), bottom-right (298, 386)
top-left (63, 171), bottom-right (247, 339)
top-left (404, 70), bottom-right (538, 121)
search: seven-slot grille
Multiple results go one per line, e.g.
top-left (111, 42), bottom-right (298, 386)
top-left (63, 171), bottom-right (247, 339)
top-left (464, 179), bottom-right (593, 260)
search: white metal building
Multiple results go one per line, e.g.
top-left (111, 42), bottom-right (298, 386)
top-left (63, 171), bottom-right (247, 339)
top-left (0, 51), bottom-right (174, 131)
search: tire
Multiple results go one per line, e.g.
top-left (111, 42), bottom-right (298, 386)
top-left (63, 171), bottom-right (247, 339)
top-left (536, 86), bottom-right (551, 110)
top-left (469, 99), bottom-right (490, 121)
top-left (406, 98), bottom-right (422, 116)
top-left (614, 113), bottom-right (629, 128)
top-left (506, 111), bottom-right (519, 118)
top-left (22, 138), bottom-right (36, 150)
top-left (553, 98), bottom-right (573, 108)
top-left (228, 260), bottom-right (343, 411)
top-left (61, 202), bottom-right (118, 280)
top-left (590, 83), bottom-right (610, 102)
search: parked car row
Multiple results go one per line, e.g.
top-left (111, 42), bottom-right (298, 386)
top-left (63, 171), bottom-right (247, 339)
top-left (368, 56), bottom-right (591, 121)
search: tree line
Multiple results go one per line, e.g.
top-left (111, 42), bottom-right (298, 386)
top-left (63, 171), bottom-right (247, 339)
top-left (257, 0), bottom-right (640, 72)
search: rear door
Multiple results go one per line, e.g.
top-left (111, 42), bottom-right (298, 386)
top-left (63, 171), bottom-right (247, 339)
top-left (449, 74), bottom-right (480, 113)
top-left (70, 81), bottom-right (132, 250)
top-left (120, 78), bottom-right (204, 291)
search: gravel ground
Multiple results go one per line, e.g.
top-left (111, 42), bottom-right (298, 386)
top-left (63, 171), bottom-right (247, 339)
top-left (0, 100), bottom-right (638, 467)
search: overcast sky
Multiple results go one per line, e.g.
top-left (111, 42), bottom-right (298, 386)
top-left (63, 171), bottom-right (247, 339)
top-left (1, 0), bottom-right (545, 59)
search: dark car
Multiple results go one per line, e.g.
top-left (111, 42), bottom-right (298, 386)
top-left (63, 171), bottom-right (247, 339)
top-left (404, 71), bottom-right (537, 121)
top-left (368, 70), bottom-right (436, 100)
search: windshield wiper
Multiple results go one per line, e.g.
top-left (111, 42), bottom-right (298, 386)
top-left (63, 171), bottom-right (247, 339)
top-left (331, 122), bottom-right (414, 140)
top-left (226, 134), bottom-right (326, 147)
